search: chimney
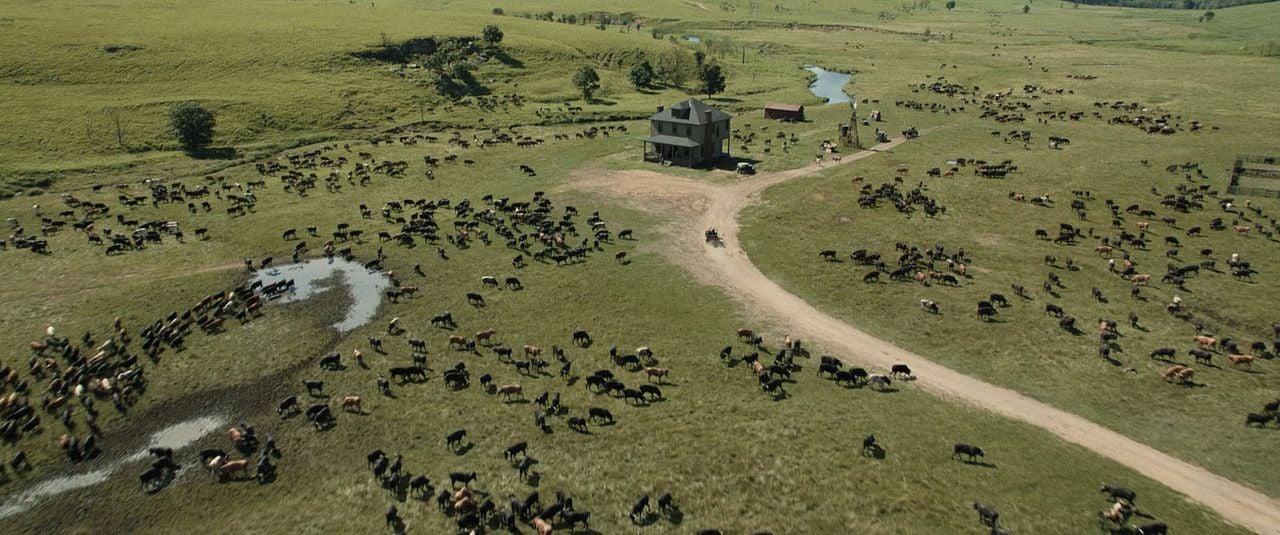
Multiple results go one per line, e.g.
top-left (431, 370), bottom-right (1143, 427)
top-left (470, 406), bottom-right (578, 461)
top-left (704, 110), bottom-right (712, 123)
top-left (657, 105), bottom-right (664, 112)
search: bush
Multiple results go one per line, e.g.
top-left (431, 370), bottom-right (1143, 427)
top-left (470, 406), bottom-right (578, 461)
top-left (572, 65), bottom-right (601, 99)
top-left (167, 101), bottom-right (216, 151)
top-left (492, 7), bottom-right (504, 15)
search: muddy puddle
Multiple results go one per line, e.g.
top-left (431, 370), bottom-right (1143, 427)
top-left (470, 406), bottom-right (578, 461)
top-left (252, 258), bottom-right (391, 333)
top-left (0, 415), bottom-right (228, 519)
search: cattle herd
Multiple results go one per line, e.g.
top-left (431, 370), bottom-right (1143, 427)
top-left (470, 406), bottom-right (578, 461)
top-left (0, 59), bottom-right (1275, 532)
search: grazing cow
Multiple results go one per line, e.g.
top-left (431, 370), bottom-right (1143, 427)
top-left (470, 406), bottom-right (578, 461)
top-left (990, 293), bottom-right (1009, 307)
top-left (1149, 347), bottom-right (1176, 360)
top-left (1161, 365), bottom-right (1195, 384)
top-left (819, 250), bottom-right (838, 261)
top-left (862, 434), bottom-right (878, 455)
top-left (449, 471), bottom-right (477, 488)
top-left (890, 364), bottom-right (912, 379)
top-left (341, 395), bottom-right (362, 413)
top-left (533, 517), bottom-right (553, 535)
top-left (973, 502), bottom-right (999, 526)
top-left (385, 505), bottom-right (400, 528)
top-left (277, 395), bottom-right (299, 416)
top-left (302, 380), bottom-right (324, 396)
top-left (498, 384), bottom-right (523, 400)
top-left (139, 466), bottom-right (167, 490)
top-left (562, 510), bottom-right (590, 529)
top-left (568, 416), bottom-right (588, 431)
top-left (639, 384), bottom-right (663, 400)
top-left (953, 443), bottom-right (985, 462)
top-left (466, 292), bottom-right (485, 306)
top-left (1193, 335), bottom-right (1217, 349)
top-left (572, 330), bottom-right (591, 346)
top-left (920, 299), bottom-right (939, 314)
top-left (516, 456), bottom-right (536, 480)
top-left (868, 374), bottom-right (892, 390)
top-left (589, 407), bottom-right (614, 423)
top-left (630, 494), bottom-right (651, 523)
top-left (1190, 348), bottom-right (1212, 364)
top-left (1135, 522), bottom-right (1168, 535)
top-left (644, 367), bottom-right (669, 383)
top-left (1101, 484), bottom-right (1136, 504)
top-left (504, 441), bottom-right (528, 460)
top-left (761, 378), bottom-right (784, 396)
top-left (1228, 354), bottom-right (1255, 369)
top-left (1045, 303), bottom-right (1064, 317)
top-left (1245, 413), bottom-right (1275, 427)
top-left (217, 459), bottom-right (250, 480)
top-left (447, 429), bottom-right (467, 450)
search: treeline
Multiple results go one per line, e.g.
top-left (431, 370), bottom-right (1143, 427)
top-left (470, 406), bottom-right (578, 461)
top-left (1067, 0), bottom-right (1275, 9)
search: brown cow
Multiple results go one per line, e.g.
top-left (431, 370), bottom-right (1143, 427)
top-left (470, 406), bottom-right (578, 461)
top-left (1160, 365), bottom-right (1186, 382)
top-left (1228, 354), bottom-right (1255, 369)
top-left (523, 345), bottom-right (541, 358)
top-left (475, 329), bottom-right (495, 344)
top-left (1193, 335), bottom-right (1217, 349)
top-left (915, 271), bottom-right (927, 284)
top-left (398, 285), bottom-right (419, 297)
top-left (448, 335), bottom-right (467, 348)
top-left (1095, 245), bottom-right (1113, 256)
top-left (736, 328), bottom-right (754, 341)
top-left (533, 517), bottom-right (553, 535)
top-left (1136, 221), bottom-right (1150, 230)
top-left (1233, 225), bottom-right (1250, 235)
top-left (497, 384), bottom-right (523, 400)
top-left (752, 361), bottom-right (765, 376)
top-left (644, 367), bottom-right (670, 383)
top-left (1129, 273), bottom-right (1151, 284)
top-left (342, 395), bottom-right (362, 412)
top-left (219, 459), bottom-right (250, 480)
top-left (228, 427), bottom-right (244, 445)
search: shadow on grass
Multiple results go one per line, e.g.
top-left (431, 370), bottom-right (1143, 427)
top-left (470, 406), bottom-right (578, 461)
top-left (187, 147), bottom-right (238, 160)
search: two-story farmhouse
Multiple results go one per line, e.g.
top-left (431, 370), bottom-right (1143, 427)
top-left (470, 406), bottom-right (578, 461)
top-left (644, 98), bottom-right (731, 167)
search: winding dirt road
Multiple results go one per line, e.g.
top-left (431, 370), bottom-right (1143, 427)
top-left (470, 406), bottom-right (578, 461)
top-left (572, 136), bottom-right (1280, 534)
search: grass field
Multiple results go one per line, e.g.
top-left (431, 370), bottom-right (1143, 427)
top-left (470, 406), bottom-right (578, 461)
top-left (0, 0), bottom-right (1277, 532)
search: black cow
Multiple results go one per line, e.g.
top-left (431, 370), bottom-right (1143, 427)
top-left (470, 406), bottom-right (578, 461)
top-left (1149, 347), bottom-right (1176, 360)
top-left (446, 429), bottom-right (467, 450)
top-left (973, 502), bottom-right (999, 526)
top-left (449, 471), bottom-right (477, 488)
top-left (504, 441), bottom-right (528, 460)
top-left (953, 443), bottom-right (985, 462)
top-left (890, 364), bottom-right (912, 378)
top-left (1101, 484), bottom-right (1136, 503)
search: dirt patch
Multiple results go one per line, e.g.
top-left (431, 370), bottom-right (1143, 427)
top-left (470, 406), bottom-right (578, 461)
top-left (101, 44), bottom-right (143, 54)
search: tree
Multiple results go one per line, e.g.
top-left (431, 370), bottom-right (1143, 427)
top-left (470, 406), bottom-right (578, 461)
top-left (696, 63), bottom-right (726, 98)
top-left (945, 0), bottom-right (955, 9)
top-left (572, 65), bottom-right (600, 100)
top-left (694, 49), bottom-right (706, 68)
top-left (657, 47), bottom-right (693, 88)
top-left (1022, 4), bottom-right (1030, 13)
top-left (629, 60), bottom-right (655, 89)
top-left (168, 101), bottom-right (215, 151)
top-left (482, 25), bottom-right (504, 46)
top-left (491, 7), bottom-right (504, 15)
top-left (104, 107), bottom-right (125, 146)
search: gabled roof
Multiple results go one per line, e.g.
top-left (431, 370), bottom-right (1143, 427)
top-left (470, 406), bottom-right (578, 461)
top-left (650, 98), bottom-right (732, 125)
top-left (765, 103), bottom-right (804, 112)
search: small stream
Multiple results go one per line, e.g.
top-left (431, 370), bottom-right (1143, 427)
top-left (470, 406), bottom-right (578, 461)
top-left (0, 415), bottom-right (227, 519)
top-left (804, 65), bottom-right (852, 105)
top-left (251, 258), bottom-right (392, 333)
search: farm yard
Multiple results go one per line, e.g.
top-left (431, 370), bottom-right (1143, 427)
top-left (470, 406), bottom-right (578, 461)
top-left (1, 0), bottom-right (1279, 534)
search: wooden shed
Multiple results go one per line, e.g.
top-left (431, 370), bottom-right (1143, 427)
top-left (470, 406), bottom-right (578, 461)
top-left (764, 103), bottom-right (805, 121)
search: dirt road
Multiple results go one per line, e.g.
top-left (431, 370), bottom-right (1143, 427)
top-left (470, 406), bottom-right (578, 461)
top-left (572, 137), bottom-right (1280, 534)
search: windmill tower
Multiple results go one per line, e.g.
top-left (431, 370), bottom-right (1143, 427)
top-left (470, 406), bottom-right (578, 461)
top-left (840, 99), bottom-right (862, 149)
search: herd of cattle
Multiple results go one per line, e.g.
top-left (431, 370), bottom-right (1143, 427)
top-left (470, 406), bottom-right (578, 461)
top-left (820, 156), bottom-right (1275, 401)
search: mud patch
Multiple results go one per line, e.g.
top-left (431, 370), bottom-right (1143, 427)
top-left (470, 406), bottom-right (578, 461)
top-left (252, 258), bottom-right (391, 333)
